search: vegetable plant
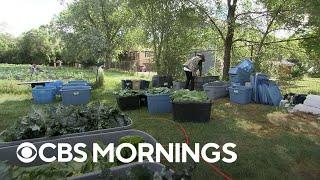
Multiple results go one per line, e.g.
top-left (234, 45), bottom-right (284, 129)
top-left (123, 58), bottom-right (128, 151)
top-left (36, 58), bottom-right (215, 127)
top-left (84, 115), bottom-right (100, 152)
top-left (0, 103), bottom-right (130, 142)
top-left (114, 89), bottom-right (143, 97)
top-left (146, 87), bottom-right (171, 95)
top-left (171, 90), bottom-right (209, 103)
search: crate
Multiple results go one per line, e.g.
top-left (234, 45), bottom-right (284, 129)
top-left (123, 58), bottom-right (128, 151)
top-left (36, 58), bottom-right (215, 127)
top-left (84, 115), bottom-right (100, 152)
top-left (140, 80), bottom-right (150, 90)
top-left (147, 94), bottom-right (172, 113)
top-left (173, 81), bottom-right (185, 90)
top-left (151, 75), bottom-right (173, 88)
top-left (121, 80), bottom-right (133, 89)
top-left (229, 86), bottom-right (252, 104)
top-left (116, 95), bottom-right (140, 110)
top-left (132, 80), bottom-right (141, 90)
top-left (194, 76), bottom-right (219, 90)
top-left (60, 86), bottom-right (91, 105)
top-left (32, 86), bottom-right (56, 104)
top-left (203, 81), bottom-right (229, 100)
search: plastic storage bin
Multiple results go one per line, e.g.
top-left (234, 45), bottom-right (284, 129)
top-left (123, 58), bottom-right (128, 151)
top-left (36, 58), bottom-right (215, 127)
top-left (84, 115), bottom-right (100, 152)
top-left (32, 86), bottom-right (56, 104)
top-left (140, 80), bottom-right (150, 90)
top-left (60, 86), bottom-right (91, 105)
top-left (194, 76), bottom-right (219, 90)
top-left (68, 80), bottom-right (88, 84)
top-left (172, 102), bottom-right (212, 122)
top-left (121, 80), bottom-right (133, 89)
top-left (116, 96), bottom-right (140, 110)
top-left (229, 86), bottom-right (252, 104)
top-left (173, 81), bottom-right (185, 90)
top-left (132, 80), bottom-right (141, 90)
top-left (203, 81), bottom-right (229, 100)
top-left (151, 75), bottom-right (173, 88)
top-left (146, 94), bottom-right (172, 113)
top-left (45, 80), bottom-right (63, 95)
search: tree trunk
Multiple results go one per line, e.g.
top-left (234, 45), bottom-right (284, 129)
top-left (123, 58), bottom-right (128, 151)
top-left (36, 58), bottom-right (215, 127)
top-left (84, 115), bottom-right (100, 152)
top-left (222, 0), bottom-right (237, 80)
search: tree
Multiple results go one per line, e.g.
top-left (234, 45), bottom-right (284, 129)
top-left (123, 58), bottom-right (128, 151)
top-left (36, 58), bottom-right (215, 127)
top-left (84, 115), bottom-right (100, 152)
top-left (57, 0), bottom-right (133, 65)
top-left (18, 26), bottom-right (59, 65)
top-left (129, 0), bottom-right (204, 77)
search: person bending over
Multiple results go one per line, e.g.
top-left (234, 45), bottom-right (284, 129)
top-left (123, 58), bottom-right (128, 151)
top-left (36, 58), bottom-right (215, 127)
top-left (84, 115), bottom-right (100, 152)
top-left (183, 53), bottom-right (205, 90)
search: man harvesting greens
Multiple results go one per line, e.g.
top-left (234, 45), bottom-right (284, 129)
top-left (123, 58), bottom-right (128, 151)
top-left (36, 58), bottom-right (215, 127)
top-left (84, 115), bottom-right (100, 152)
top-left (183, 53), bottom-right (205, 90)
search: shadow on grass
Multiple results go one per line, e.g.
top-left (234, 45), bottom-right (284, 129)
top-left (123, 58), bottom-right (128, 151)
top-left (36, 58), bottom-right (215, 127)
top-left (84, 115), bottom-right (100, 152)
top-left (122, 97), bottom-right (320, 179)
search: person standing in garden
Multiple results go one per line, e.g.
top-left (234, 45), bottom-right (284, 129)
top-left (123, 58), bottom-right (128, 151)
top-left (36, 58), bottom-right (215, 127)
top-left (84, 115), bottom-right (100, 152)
top-left (183, 53), bottom-right (205, 90)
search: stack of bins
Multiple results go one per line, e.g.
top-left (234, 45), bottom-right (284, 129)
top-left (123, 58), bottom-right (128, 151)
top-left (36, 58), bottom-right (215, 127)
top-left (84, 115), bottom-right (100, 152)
top-left (32, 86), bottom-right (56, 104)
top-left (151, 75), bottom-right (173, 88)
top-left (60, 80), bottom-right (91, 105)
top-left (229, 59), bottom-right (254, 85)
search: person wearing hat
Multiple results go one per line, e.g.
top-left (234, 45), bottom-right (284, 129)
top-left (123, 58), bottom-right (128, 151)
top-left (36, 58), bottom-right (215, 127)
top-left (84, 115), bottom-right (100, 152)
top-left (183, 53), bottom-right (205, 90)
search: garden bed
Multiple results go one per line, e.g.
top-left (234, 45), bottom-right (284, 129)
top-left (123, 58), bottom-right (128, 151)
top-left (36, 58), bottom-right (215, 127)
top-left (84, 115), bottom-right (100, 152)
top-left (0, 104), bottom-right (132, 147)
top-left (0, 129), bottom-right (156, 167)
top-left (171, 90), bottom-right (212, 122)
top-left (71, 162), bottom-right (174, 180)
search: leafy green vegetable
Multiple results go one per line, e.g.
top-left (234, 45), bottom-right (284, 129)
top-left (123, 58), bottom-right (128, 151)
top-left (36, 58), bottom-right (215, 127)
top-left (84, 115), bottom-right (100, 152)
top-left (171, 90), bottom-right (209, 103)
top-left (118, 135), bottom-right (144, 160)
top-left (1, 103), bottom-right (130, 142)
top-left (114, 89), bottom-right (143, 97)
top-left (146, 87), bottom-right (171, 95)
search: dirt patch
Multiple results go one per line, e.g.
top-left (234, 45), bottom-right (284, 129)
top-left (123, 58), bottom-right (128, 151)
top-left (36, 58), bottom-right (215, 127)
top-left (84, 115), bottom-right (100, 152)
top-left (267, 112), bottom-right (320, 136)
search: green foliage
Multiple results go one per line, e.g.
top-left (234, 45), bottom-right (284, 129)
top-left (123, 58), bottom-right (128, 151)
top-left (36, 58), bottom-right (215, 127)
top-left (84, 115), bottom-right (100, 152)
top-left (56, 0), bottom-right (133, 65)
top-left (171, 89), bottom-right (209, 103)
top-left (118, 135), bottom-right (144, 159)
top-left (146, 87), bottom-right (171, 95)
top-left (1, 103), bottom-right (129, 142)
top-left (114, 89), bottom-right (142, 97)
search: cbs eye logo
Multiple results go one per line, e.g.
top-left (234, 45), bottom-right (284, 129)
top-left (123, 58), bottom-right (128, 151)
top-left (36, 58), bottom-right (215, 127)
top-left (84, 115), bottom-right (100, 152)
top-left (16, 142), bottom-right (37, 163)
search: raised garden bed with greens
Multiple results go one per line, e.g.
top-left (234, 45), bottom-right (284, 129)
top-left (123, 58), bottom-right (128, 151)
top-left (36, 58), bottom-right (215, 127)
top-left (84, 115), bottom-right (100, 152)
top-left (146, 87), bottom-right (172, 114)
top-left (71, 162), bottom-right (174, 180)
top-left (0, 103), bottom-right (132, 147)
top-left (171, 90), bottom-right (212, 122)
top-left (0, 130), bottom-right (158, 178)
top-left (114, 89), bottom-right (142, 110)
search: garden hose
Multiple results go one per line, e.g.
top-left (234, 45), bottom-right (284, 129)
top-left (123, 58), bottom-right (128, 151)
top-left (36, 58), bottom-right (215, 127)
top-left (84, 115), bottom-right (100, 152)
top-left (142, 117), bottom-right (233, 180)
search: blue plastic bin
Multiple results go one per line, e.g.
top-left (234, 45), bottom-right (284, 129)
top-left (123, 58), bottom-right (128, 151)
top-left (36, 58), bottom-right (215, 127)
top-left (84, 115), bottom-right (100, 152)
top-left (146, 94), bottom-right (172, 114)
top-left (32, 86), bottom-right (56, 104)
top-left (60, 86), bottom-right (91, 105)
top-left (69, 80), bottom-right (88, 84)
top-left (45, 80), bottom-right (64, 95)
top-left (229, 86), bottom-right (252, 104)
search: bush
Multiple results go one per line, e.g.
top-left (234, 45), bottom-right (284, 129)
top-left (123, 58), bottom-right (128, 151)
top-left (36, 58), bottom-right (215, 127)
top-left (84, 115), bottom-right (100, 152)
top-left (291, 66), bottom-right (305, 79)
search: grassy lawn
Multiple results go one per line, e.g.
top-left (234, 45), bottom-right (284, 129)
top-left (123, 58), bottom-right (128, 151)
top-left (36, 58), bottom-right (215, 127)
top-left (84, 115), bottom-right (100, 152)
top-left (0, 65), bottom-right (319, 179)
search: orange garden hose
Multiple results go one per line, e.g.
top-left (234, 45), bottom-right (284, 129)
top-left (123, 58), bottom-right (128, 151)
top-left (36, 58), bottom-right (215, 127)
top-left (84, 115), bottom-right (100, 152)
top-left (142, 117), bottom-right (233, 180)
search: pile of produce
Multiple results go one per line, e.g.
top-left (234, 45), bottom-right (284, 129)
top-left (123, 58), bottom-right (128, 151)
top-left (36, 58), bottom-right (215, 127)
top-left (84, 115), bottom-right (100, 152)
top-left (0, 103), bottom-right (130, 142)
top-left (146, 87), bottom-right (171, 95)
top-left (114, 89), bottom-right (143, 97)
top-left (171, 89), bottom-right (209, 103)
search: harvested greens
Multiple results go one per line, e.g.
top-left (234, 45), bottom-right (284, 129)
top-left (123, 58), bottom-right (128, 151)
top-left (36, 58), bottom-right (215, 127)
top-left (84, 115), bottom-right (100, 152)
top-left (146, 87), bottom-right (171, 95)
top-left (171, 89), bottom-right (209, 103)
top-left (114, 89), bottom-right (143, 97)
top-left (0, 103), bottom-right (130, 142)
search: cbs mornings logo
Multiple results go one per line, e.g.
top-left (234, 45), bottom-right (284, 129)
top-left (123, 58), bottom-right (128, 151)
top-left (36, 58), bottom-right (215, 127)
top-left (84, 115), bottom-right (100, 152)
top-left (16, 142), bottom-right (238, 164)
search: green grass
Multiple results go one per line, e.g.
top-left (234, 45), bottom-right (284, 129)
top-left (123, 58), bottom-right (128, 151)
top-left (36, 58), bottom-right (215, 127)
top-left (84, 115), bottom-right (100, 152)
top-left (0, 64), bottom-right (319, 179)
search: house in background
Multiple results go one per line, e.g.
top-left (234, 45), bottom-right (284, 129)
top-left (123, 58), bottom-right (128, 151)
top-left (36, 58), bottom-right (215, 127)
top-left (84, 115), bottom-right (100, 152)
top-left (117, 50), bottom-right (154, 71)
